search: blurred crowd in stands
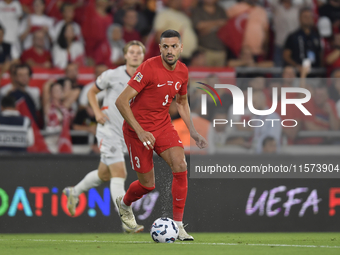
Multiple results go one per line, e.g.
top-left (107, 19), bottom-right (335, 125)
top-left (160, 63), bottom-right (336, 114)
top-left (1, 0), bottom-right (340, 154)
top-left (179, 67), bottom-right (340, 154)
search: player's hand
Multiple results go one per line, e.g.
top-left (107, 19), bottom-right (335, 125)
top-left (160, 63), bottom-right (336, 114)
top-left (192, 132), bottom-right (208, 149)
top-left (95, 111), bottom-right (109, 125)
top-left (137, 131), bottom-right (155, 150)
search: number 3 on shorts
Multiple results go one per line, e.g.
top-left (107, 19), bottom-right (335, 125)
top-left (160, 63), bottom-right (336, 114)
top-left (134, 156), bottom-right (140, 168)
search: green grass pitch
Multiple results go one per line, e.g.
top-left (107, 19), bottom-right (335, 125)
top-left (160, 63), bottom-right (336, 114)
top-left (0, 233), bottom-right (339, 255)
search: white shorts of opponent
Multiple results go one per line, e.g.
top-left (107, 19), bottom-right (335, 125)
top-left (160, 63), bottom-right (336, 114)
top-left (96, 130), bottom-right (127, 166)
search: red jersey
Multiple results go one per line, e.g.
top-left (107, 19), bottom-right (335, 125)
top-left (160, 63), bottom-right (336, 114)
top-left (21, 47), bottom-right (52, 66)
top-left (82, 4), bottom-right (112, 58)
top-left (124, 56), bottom-right (188, 134)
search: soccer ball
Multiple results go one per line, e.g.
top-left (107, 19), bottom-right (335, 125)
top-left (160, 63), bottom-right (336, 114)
top-left (150, 217), bottom-right (179, 243)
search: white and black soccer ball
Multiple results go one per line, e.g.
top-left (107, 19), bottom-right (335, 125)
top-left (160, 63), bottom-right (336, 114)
top-left (150, 217), bottom-right (179, 243)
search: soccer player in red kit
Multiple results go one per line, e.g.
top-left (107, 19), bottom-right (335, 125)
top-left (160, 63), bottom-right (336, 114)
top-left (115, 30), bottom-right (207, 241)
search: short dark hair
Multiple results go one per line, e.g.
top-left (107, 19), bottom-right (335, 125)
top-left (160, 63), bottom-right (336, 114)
top-left (1, 95), bottom-right (16, 109)
top-left (160, 29), bottom-right (181, 43)
top-left (0, 24), bottom-right (4, 33)
top-left (299, 7), bottom-right (312, 17)
top-left (124, 8), bottom-right (137, 16)
top-left (15, 63), bottom-right (33, 77)
top-left (14, 63), bottom-right (33, 77)
top-left (60, 2), bottom-right (73, 13)
top-left (50, 82), bottom-right (63, 93)
top-left (262, 136), bottom-right (275, 147)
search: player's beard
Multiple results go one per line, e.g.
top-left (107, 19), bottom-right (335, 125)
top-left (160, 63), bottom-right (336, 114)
top-left (163, 54), bottom-right (179, 66)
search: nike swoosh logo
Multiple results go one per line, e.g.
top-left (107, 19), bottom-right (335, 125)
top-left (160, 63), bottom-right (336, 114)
top-left (157, 83), bottom-right (166, 87)
top-left (178, 140), bottom-right (182, 144)
top-left (176, 198), bottom-right (184, 201)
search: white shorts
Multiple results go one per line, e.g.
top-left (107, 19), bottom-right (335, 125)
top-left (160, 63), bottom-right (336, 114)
top-left (96, 132), bottom-right (127, 166)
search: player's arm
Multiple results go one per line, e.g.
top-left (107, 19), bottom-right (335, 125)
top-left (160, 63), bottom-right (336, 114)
top-left (116, 86), bottom-right (155, 150)
top-left (87, 84), bottom-right (109, 125)
top-left (176, 94), bottom-right (208, 149)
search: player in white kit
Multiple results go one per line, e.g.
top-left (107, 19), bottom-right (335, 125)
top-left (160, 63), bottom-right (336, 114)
top-left (63, 41), bottom-right (145, 233)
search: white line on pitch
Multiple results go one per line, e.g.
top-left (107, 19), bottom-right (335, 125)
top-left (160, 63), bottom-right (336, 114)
top-left (0, 239), bottom-right (339, 249)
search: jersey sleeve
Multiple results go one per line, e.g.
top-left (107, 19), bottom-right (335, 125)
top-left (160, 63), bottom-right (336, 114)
top-left (95, 70), bottom-right (112, 91)
top-left (127, 62), bottom-right (150, 93)
top-left (178, 71), bottom-right (189, 95)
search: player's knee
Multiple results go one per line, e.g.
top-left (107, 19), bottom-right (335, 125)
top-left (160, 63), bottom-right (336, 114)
top-left (173, 158), bottom-right (187, 173)
top-left (98, 171), bottom-right (110, 182)
top-left (101, 175), bottom-right (111, 182)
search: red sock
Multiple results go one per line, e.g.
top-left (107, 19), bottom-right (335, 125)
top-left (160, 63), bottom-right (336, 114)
top-left (172, 171), bottom-right (188, 221)
top-left (123, 180), bottom-right (155, 206)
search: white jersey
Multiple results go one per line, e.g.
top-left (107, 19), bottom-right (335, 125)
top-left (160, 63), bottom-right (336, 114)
top-left (0, 0), bottom-right (22, 45)
top-left (95, 65), bottom-right (130, 139)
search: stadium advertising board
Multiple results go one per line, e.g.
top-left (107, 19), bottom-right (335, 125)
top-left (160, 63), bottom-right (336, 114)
top-left (0, 155), bottom-right (339, 233)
